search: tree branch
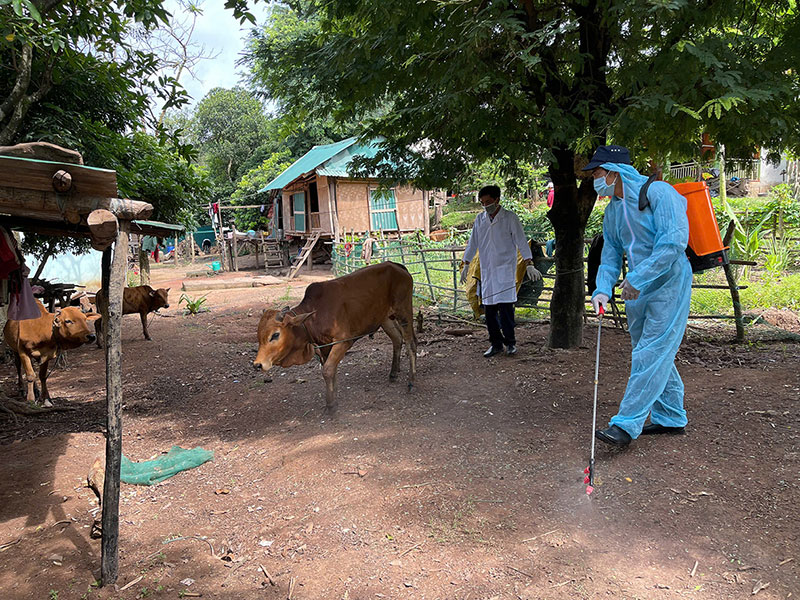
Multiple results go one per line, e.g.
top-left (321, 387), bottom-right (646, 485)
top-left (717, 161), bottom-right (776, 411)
top-left (0, 44), bottom-right (33, 124)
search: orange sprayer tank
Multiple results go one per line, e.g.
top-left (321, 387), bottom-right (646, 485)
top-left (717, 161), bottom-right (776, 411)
top-left (673, 181), bottom-right (729, 272)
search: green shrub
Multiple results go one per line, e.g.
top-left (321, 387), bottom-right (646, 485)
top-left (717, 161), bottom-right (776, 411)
top-left (179, 293), bottom-right (208, 315)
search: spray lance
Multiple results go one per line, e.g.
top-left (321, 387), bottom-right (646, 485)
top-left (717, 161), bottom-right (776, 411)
top-left (584, 304), bottom-right (604, 495)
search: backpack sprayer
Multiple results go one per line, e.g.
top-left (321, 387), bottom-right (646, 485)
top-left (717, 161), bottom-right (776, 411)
top-left (639, 177), bottom-right (729, 272)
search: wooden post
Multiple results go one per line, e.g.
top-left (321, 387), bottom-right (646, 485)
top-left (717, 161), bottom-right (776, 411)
top-left (189, 233), bottom-right (196, 264)
top-left (174, 234), bottom-right (179, 265)
top-left (419, 245), bottom-right (436, 303)
top-left (138, 248), bottom-right (150, 286)
top-left (101, 220), bottom-right (129, 586)
top-left (259, 231), bottom-right (265, 271)
top-left (451, 249), bottom-right (458, 311)
top-left (231, 225), bottom-right (238, 272)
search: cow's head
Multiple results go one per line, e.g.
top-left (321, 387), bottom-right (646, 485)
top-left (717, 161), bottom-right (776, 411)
top-left (150, 287), bottom-right (170, 309)
top-left (53, 306), bottom-right (101, 347)
top-left (253, 307), bottom-right (316, 371)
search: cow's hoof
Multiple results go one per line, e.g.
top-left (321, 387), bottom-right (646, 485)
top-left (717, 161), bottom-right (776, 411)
top-left (389, 373), bottom-right (398, 382)
top-left (42, 399), bottom-right (54, 408)
top-left (323, 405), bottom-right (338, 416)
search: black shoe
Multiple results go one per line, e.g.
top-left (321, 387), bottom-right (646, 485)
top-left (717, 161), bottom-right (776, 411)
top-left (641, 423), bottom-right (685, 435)
top-left (483, 346), bottom-right (504, 358)
top-left (505, 344), bottom-right (517, 356)
top-left (595, 425), bottom-right (632, 447)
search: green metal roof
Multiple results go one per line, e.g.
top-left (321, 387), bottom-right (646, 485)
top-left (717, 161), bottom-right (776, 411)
top-left (261, 137), bottom-right (358, 191)
top-left (315, 139), bottom-right (382, 177)
top-left (130, 219), bottom-right (185, 237)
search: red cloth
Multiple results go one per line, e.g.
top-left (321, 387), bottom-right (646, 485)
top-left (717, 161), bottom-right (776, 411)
top-left (546, 188), bottom-right (555, 208)
top-left (0, 228), bottom-right (20, 279)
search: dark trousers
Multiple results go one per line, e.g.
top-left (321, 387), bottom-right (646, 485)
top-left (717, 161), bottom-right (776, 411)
top-left (485, 302), bottom-right (516, 348)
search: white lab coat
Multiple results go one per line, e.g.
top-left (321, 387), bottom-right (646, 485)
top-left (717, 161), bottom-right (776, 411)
top-left (463, 207), bottom-right (532, 304)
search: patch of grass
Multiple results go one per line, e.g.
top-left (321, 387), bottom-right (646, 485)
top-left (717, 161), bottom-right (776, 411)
top-left (426, 498), bottom-right (487, 544)
top-left (690, 271), bottom-right (800, 314)
top-left (49, 591), bottom-right (58, 600)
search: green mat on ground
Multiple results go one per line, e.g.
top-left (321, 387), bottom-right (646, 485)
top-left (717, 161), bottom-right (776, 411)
top-left (120, 446), bottom-right (214, 485)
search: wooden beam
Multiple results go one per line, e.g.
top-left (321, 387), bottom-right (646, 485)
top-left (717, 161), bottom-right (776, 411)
top-left (101, 220), bottom-right (129, 586)
top-left (3, 216), bottom-right (92, 238)
top-left (0, 155), bottom-right (115, 196)
top-left (0, 186), bottom-right (153, 221)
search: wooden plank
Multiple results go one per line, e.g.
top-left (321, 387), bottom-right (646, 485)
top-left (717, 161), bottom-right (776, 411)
top-left (0, 155), bottom-right (117, 197)
top-left (101, 220), bottom-right (129, 586)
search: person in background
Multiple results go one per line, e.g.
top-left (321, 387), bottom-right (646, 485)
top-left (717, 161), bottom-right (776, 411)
top-left (546, 182), bottom-right (555, 208)
top-left (461, 185), bottom-right (542, 357)
top-left (585, 145), bottom-right (692, 447)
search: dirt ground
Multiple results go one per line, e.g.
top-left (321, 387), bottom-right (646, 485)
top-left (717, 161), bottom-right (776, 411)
top-left (1, 258), bottom-right (798, 600)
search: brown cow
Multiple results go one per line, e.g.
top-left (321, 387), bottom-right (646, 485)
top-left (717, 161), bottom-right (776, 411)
top-left (3, 300), bottom-right (100, 406)
top-left (93, 285), bottom-right (170, 347)
top-left (254, 262), bottom-right (417, 413)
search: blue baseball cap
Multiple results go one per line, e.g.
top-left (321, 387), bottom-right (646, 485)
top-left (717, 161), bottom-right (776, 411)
top-left (582, 145), bottom-right (631, 171)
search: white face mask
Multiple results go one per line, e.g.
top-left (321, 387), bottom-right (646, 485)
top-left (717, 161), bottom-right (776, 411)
top-left (484, 202), bottom-right (499, 214)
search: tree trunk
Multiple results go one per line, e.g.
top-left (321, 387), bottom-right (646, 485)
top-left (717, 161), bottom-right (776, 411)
top-left (546, 149), bottom-right (597, 349)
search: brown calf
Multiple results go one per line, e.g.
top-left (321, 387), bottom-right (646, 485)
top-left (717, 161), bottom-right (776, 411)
top-left (94, 285), bottom-right (170, 346)
top-left (3, 300), bottom-right (100, 406)
top-left (253, 262), bottom-right (417, 413)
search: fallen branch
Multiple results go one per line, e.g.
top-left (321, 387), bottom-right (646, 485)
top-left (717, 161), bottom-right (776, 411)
top-left (259, 564), bottom-right (276, 586)
top-left (398, 543), bottom-right (422, 558)
top-left (163, 535), bottom-right (215, 558)
top-left (506, 565), bottom-right (535, 579)
top-left (118, 575), bottom-right (143, 591)
top-left (521, 529), bottom-right (558, 543)
top-left (0, 538), bottom-right (21, 552)
top-left (398, 482), bottom-right (433, 489)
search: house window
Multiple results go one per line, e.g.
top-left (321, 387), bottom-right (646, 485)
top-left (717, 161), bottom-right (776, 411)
top-left (292, 192), bottom-right (306, 231)
top-left (369, 188), bottom-right (398, 231)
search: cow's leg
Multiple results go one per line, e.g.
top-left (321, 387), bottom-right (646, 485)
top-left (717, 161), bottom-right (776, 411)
top-left (403, 320), bottom-right (417, 392)
top-left (140, 311), bottom-right (151, 340)
top-left (321, 342), bottom-right (351, 414)
top-left (95, 317), bottom-right (103, 348)
top-left (18, 353), bottom-right (37, 404)
top-left (393, 310), bottom-right (417, 392)
top-left (14, 353), bottom-right (23, 392)
top-left (38, 361), bottom-right (53, 407)
top-left (381, 318), bottom-right (403, 381)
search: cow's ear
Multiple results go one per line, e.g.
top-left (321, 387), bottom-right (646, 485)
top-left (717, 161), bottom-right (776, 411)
top-left (53, 309), bottom-right (62, 326)
top-left (285, 311), bottom-right (315, 326)
top-left (85, 312), bottom-right (102, 322)
top-left (275, 306), bottom-right (291, 322)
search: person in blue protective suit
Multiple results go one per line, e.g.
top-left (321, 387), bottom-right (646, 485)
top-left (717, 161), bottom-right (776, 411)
top-left (584, 145), bottom-right (693, 447)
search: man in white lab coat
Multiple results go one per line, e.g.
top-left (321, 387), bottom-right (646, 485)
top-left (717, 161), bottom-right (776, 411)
top-left (461, 185), bottom-right (542, 357)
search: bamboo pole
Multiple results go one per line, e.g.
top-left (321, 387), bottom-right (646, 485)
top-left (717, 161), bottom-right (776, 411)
top-left (190, 233), bottom-right (195, 264)
top-left (101, 220), bottom-right (129, 586)
top-left (174, 234), bottom-right (179, 265)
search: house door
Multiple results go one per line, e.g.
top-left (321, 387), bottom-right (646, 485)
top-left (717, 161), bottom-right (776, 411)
top-left (292, 192), bottom-right (306, 232)
top-left (369, 188), bottom-right (399, 230)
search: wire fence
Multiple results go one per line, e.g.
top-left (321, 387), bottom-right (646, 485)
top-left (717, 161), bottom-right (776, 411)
top-left (330, 237), bottom-right (749, 333)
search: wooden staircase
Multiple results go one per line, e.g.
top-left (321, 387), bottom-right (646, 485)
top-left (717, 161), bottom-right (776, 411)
top-left (262, 239), bottom-right (287, 268)
top-left (287, 232), bottom-right (321, 280)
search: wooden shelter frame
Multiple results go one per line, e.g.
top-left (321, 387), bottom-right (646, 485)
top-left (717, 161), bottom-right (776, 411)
top-left (0, 153), bottom-right (160, 585)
